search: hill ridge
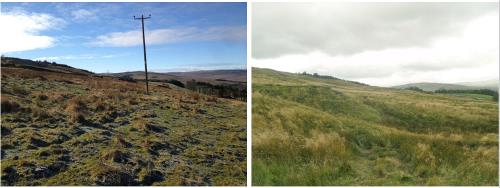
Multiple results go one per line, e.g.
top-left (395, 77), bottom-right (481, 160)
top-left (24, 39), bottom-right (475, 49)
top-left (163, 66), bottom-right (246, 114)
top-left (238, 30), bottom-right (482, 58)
top-left (1, 56), bottom-right (94, 76)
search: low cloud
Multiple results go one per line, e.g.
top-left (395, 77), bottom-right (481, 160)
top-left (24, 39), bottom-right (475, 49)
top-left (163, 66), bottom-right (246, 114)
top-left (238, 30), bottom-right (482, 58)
top-left (34, 54), bottom-right (122, 61)
top-left (253, 12), bottom-right (499, 86)
top-left (253, 3), bottom-right (498, 59)
top-left (89, 26), bottom-right (246, 47)
top-left (252, 3), bottom-right (499, 86)
top-left (0, 11), bottom-right (65, 53)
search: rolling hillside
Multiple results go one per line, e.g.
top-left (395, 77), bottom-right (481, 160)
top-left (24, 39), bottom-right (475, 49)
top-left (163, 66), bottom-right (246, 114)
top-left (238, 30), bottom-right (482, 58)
top-left (1, 57), bottom-right (94, 76)
top-left (1, 57), bottom-right (246, 186)
top-left (252, 67), bottom-right (498, 185)
top-left (393, 81), bottom-right (498, 92)
top-left (103, 69), bottom-right (246, 85)
top-left (457, 79), bottom-right (498, 91)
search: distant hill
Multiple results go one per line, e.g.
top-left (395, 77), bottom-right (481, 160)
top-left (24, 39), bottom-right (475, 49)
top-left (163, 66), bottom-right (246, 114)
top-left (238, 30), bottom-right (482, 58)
top-left (392, 81), bottom-right (498, 92)
top-left (169, 69), bottom-right (246, 83)
top-left (457, 79), bottom-right (498, 91)
top-left (1, 56), bottom-right (94, 76)
top-left (1, 56), bottom-right (246, 86)
top-left (103, 69), bottom-right (246, 85)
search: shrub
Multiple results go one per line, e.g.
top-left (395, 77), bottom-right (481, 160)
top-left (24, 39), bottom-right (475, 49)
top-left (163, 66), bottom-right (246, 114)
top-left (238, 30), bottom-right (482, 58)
top-left (405, 86), bottom-right (425, 92)
top-left (435, 88), bottom-right (499, 102)
top-left (118, 75), bottom-right (135, 82)
top-left (167, 79), bottom-right (185, 88)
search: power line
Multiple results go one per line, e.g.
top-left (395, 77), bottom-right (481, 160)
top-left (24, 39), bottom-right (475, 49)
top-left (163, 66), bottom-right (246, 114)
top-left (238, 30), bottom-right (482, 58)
top-left (134, 14), bottom-right (151, 95)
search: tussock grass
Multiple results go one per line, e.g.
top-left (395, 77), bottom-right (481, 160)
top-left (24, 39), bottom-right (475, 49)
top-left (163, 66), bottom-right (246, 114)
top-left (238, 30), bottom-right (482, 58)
top-left (100, 149), bottom-right (129, 163)
top-left (252, 67), bottom-right (498, 186)
top-left (65, 97), bottom-right (87, 123)
top-left (1, 64), bottom-right (246, 186)
top-left (32, 107), bottom-right (50, 120)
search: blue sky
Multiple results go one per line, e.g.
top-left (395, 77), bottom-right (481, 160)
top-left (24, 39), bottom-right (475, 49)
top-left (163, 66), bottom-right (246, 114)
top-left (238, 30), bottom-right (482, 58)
top-left (0, 2), bottom-right (247, 73)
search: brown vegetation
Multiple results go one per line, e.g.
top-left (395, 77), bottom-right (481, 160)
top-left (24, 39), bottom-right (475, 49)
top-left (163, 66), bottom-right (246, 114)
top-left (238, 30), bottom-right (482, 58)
top-left (1, 98), bottom-right (20, 113)
top-left (65, 97), bottom-right (87, 123)
top-left (1, 58), bottom-right (246, 186)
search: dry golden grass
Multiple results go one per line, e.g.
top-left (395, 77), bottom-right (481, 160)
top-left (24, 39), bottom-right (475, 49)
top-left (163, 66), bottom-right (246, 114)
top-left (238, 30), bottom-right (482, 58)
top-left (65, 97), bottom-right (87, 123)
top-left (304, 130), bottom-right (348, 160)
top-left (1, 65), bottom-right (246, 186)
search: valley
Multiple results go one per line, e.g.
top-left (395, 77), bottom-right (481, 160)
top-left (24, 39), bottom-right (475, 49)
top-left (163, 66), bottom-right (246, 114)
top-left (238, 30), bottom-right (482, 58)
top-left (252, 67), bottom-right (498, 186)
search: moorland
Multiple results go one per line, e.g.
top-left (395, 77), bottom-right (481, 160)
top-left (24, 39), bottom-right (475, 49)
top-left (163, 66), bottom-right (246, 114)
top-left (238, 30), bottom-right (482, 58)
top-left (1, 57), bottom-right (246, 186)
top-left (252, 67), bottom-right (498, 186)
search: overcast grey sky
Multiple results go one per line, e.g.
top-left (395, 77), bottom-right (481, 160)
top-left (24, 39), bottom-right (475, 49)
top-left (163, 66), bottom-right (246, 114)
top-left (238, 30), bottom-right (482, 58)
top-left (252, 2), bottom-right (499, 86)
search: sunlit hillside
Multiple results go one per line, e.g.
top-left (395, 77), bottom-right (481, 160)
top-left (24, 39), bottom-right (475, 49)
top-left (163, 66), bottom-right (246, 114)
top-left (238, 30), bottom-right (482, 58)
top-left (1, 57), bottom-right (246, 186)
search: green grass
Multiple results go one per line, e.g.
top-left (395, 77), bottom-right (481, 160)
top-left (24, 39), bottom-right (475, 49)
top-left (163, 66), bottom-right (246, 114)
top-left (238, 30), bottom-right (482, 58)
top-left (252, 67), bottom-right (498, 186)
top-left (447, 93), bottom-right (494, 101)
top-left (1, 67), bottom-right (246, 186)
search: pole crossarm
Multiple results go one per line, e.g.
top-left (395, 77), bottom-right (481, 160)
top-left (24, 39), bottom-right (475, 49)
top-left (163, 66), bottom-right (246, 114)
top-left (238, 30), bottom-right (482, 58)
top-left (134, 14), bottom-right (151, 20)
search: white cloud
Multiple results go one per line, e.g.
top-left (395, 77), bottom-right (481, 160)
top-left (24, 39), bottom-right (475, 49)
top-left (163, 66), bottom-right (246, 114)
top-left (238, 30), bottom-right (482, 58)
top-left (253, 12), bottom-right (499, 86)
top-left (0, 11), bottom-right (65, 53)
top-left (33, 54), bottom-right (121, 61)
top-left (71, 9), bottom-right (97, 22)
top-left (253, 3), bottom-right (498, 59)
top-left (89, 26), bottom-right (246, 47)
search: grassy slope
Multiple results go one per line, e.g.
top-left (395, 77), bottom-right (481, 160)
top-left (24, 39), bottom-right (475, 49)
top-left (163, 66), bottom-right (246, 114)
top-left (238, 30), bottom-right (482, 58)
top-left (1, 66), bottom-right (246, 185)
top-left (252, 67), bottom-right (498, 185)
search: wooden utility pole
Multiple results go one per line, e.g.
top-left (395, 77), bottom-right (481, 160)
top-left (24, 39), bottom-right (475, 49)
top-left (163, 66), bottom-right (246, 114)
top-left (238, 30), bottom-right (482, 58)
top-left (134, 14), bottom-right (151, 95)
